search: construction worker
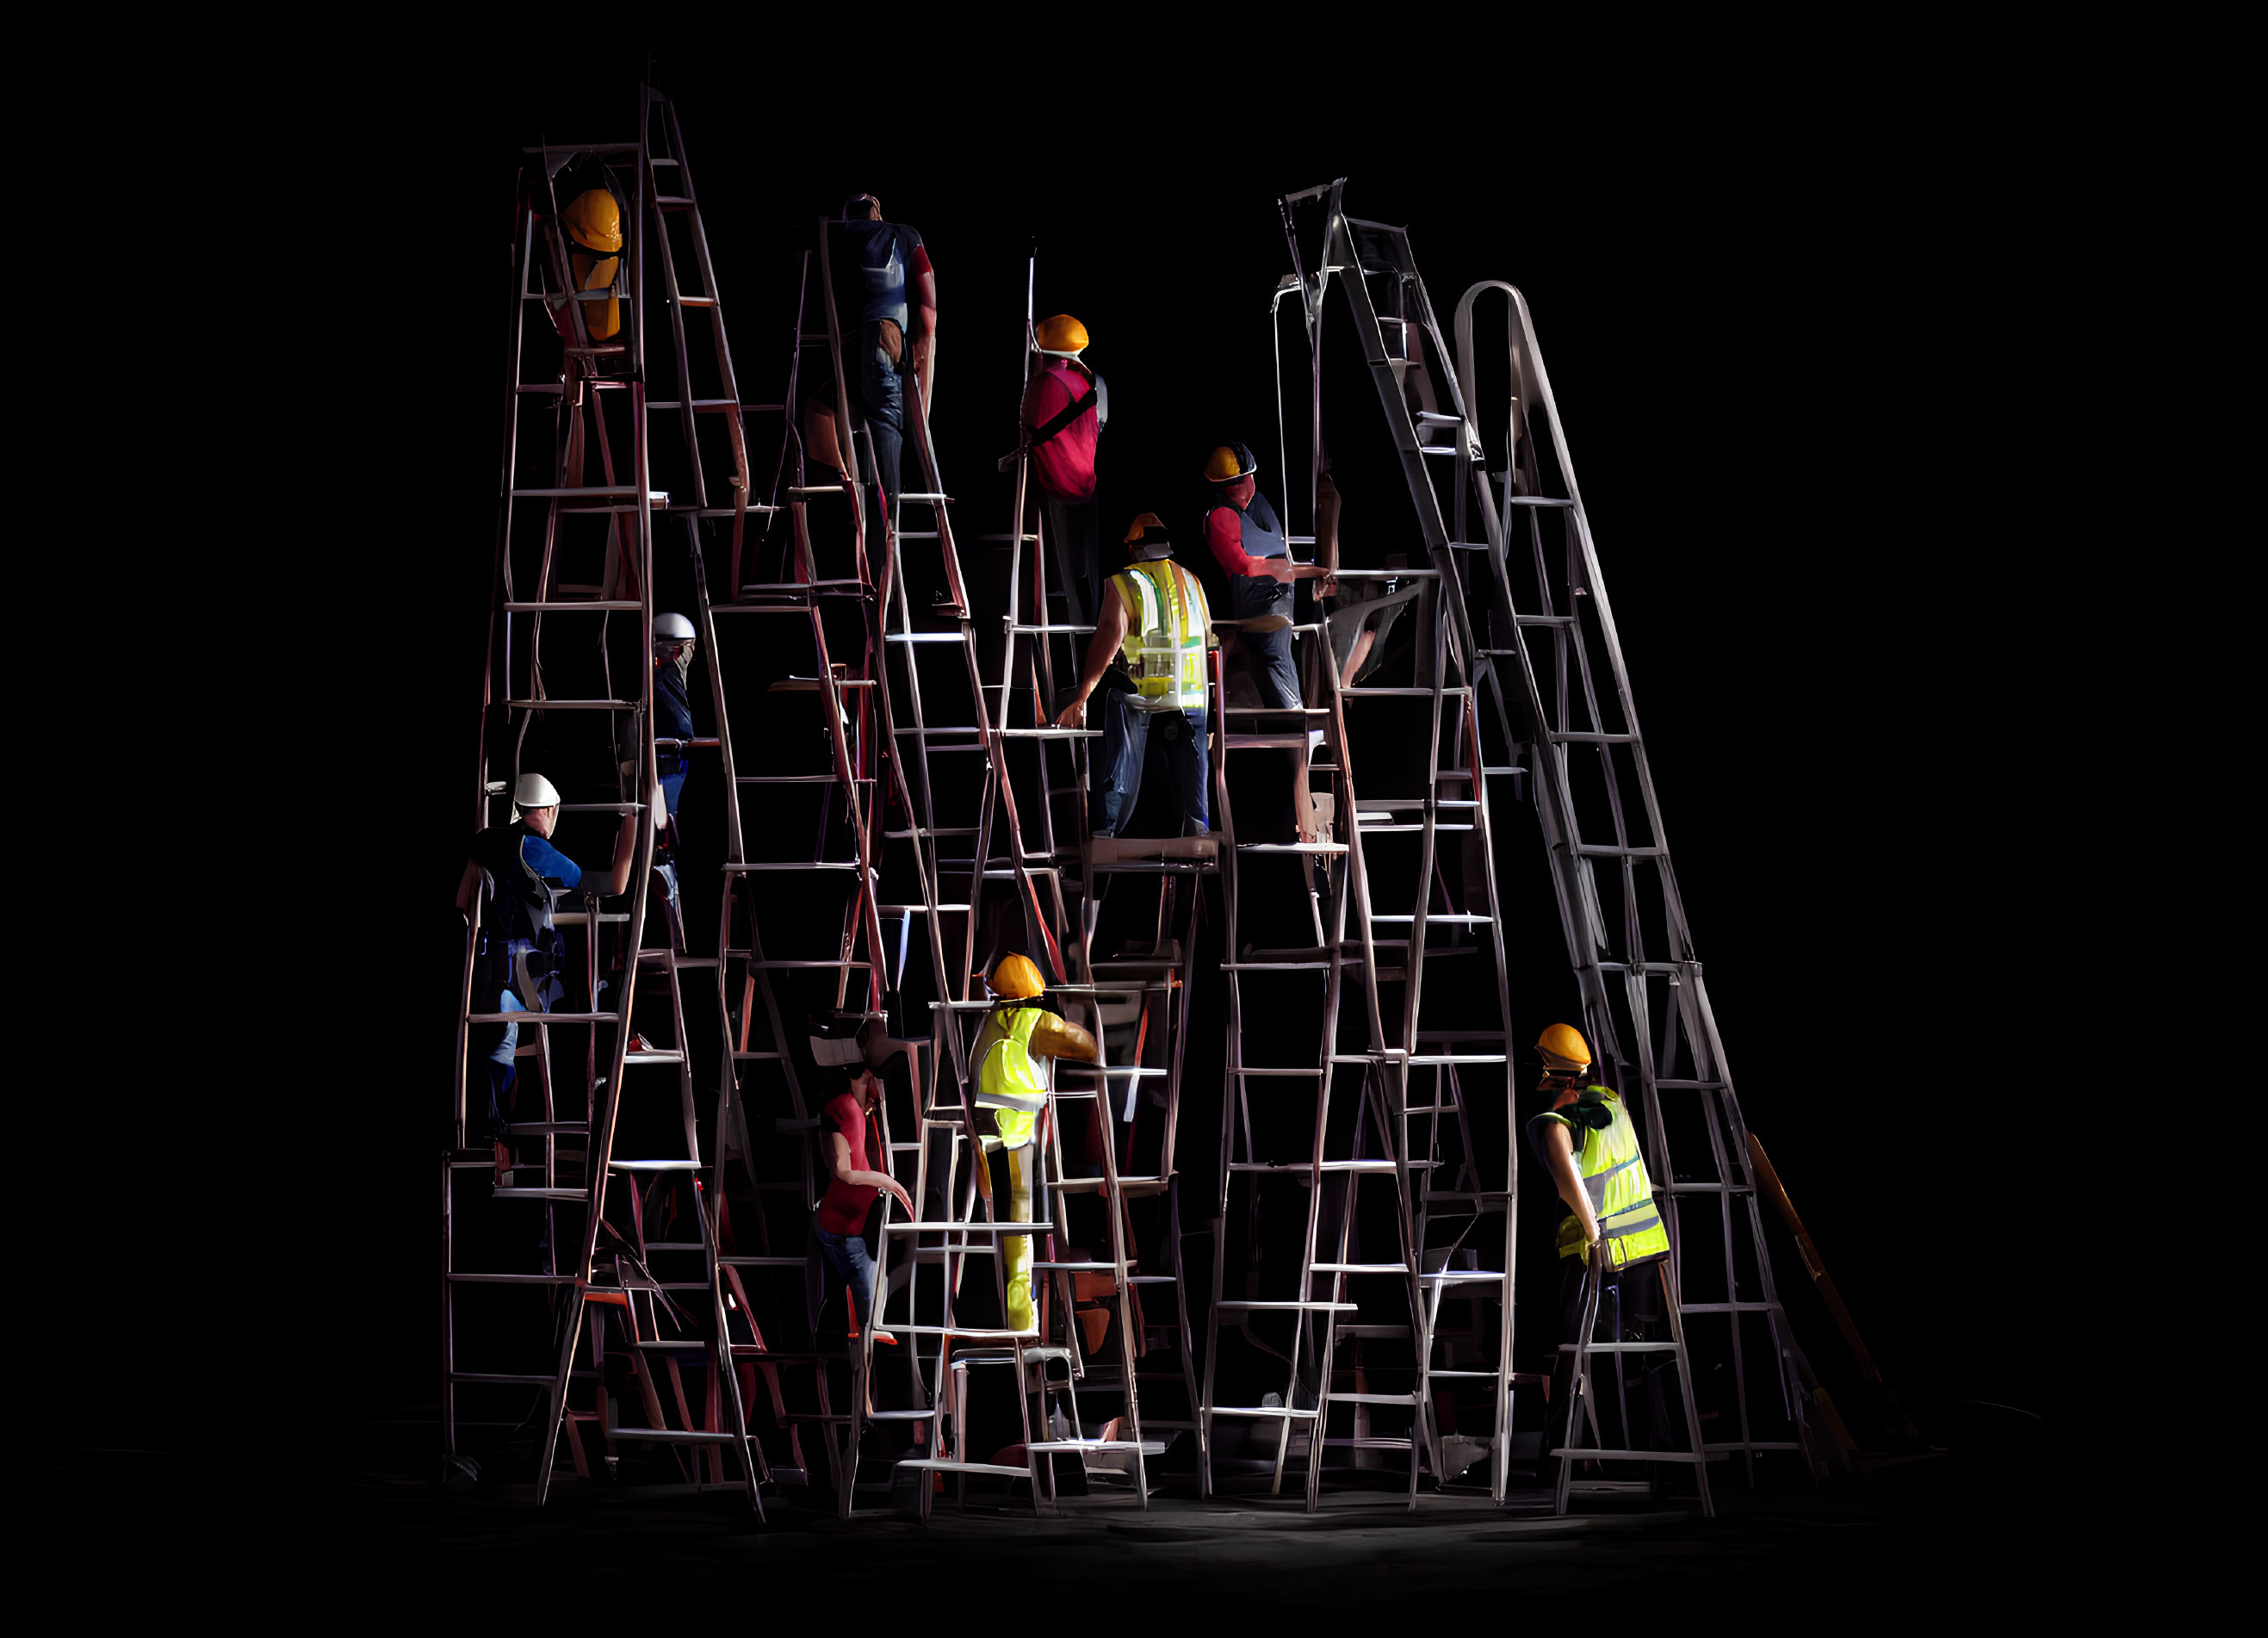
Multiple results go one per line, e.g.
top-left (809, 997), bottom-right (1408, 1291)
top-left (812, 1062), bottom-right (915, 1347)
top-left (543, 154), bottom-right (628, 344)
top-left (1201, 444), bottom-right (1334, 841)
top-left (970, 954), bottom-right (1099, 1331)
top-left (1053, 515), bottom-right (1214, 838)
top-left (456, 775), bottom-right (646, 1180)
top-left (1019, 314), bottom-right (1108, 624)
top-left (804, 194), bottom-right (936, 508)
top-left (1524, 1023), bottom-right (1677, 1464)
top-left (616, 613), bottom-right (699, 950)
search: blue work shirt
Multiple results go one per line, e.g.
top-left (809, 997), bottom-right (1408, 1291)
top-left (832, 220), bottom-right (926, 331)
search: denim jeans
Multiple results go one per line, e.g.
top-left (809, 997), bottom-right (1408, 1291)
top-left (1094, 689), bottom-right (1208, 835)
top-left (471, 989), bottom-right (525, 1142)
top-left (853, 327), bottom-right (904, 505)
top-left (813, 1225), bottom-right (879, 1334)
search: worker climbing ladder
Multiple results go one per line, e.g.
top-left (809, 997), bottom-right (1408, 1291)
top-left (1280, 178), bottom-right (1839, 1511)
top-left (447, 87), bottom-right (765, 1509)
top-left (986, 258), bottom-right (1208, 1491)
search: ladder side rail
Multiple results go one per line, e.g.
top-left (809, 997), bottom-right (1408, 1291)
top-left (1089, 1031), bottom-right (1150, 1505)
top-left (814, 220), bottom-right (876, 593)
top-left (683, 518), bottom-right (744, 865)
top-left (641, 126), bottom-right (708, 510)
top-left (881, 543), bottom-right (956, 1014)
top-left (1198, 652), bottom-right (1239, 1498)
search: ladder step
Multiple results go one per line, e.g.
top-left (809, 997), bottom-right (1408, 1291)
top-left (1341, 686), bottom-right (1470, 697)
top-left (492, 1188), bottom-right (586, 1202)
top-left (608, 1158), bottom-right (702, 1173)
top-left (503, 600), bottom-right (644, 612)
top-left (1208, 1405), bottom-right (1319, 1419)
top-left (622, 1051), bottom-right (686, 1065)
top-left (505, 699), bottom-right (635, 710)
top-left (1229, 1162), bottom-right (1397, 1174)
top-left (1575, 844), bottom-right (1664, 858)
top-left (1551, 731), bottom-right (1638, 744)
top-left (1421, 1270), bottom-right (1505, 1284)
top-left (1312, 1263), bottom-right (1408, 1275)
top-left (1559, 1340), bottom-right (1682, 1354)
top-left (885, 632), bottom-right (964, 643)
top-left (610, 1428), bottom-right (741, 1446)
top-left (1237, 843), bottom-right (1348, 855)
top-left (1224, 735), bottom-right (1314, 750)
top-left (1551, 1447), bottom-right (1715, 1464)
top-left (1221, 706), bottom-right (1331, 717)
top-left (1215, 1300), bottom-right (1359, 1312)
top-left (505, 1122), bottom-right (587, 1135)
top-left (892, 1460), bottom-right (1031, 1478)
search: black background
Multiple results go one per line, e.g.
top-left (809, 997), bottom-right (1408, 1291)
top-left (84, 28), bottom-right (2126, 1467)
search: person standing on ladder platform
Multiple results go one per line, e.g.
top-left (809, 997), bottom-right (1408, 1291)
top-left (1054, 514), bottom-right (1214, 838)
top-left (621, 613), bottom-right (698, 946)
top-left (456, 774), bottom-right (643, 1182)
top-left (1019, 313), bottom-right (1106, 624)
top-left (1524, 1023), bottom-right (1679, 1472)
top-left (541, 154), bottom-right (628, 344)
top-left (805, 194), bottom-right (936, 509)
top-left (1201, 443), bottom-right (1333, 841)
top-left (970, 955), bottom-right (1100, 1331)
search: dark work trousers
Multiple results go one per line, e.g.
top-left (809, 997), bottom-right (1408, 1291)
top-left (815, 323), bottom-right (905, 514)
top-left (1230, 574), bottom-right (1302, 708)
top-left (810, 1223), bottom-right (879, 1335)
top-left (1044, 490), bottom-right (1100, 627)
top-left (1094, 688), bottom-right (1208, 835)
top-left (1551, 1250), bottom-right (1673, 1460)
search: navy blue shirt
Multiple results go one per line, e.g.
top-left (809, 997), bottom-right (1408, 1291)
top-left (832, 220), bottom-right (926, 331)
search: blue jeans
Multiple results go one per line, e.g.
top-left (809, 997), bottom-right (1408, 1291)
top-left (660, 766), bottom-right (686, 819)
top-left (854, 328), bottom-right (904, 504)
top-left (472, 989), bottom-right (525, 1142)
top-left (1094, 689), bottom-right (1208, 835)
top-left (813, 1226), bottom-right (878, 1333)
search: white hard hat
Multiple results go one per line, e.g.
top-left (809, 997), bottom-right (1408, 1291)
top-left (513, 772), bottom-right (562, 810)
top-left (654, 612), bottom-right (695, 642)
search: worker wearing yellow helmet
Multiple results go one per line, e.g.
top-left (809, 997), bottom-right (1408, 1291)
top-left (542, 154), bottom-right (629, 343)
top-left (1201, 444), bottom-right (1335, 842)
top-left (970, 953), bottom-right (1100, 1331)
top-left (1014, 314), bottom-right (1109, 624)
top-left (1523, 1023), bottom-right (1678, 1470)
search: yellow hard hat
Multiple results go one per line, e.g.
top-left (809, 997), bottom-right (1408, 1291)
top-left (1536, 1022), bottom-right (1592, 1072)
top-left (1204, 442), bottom-right (1259, 483)
top-left (562, 187), bottom-right (623, 255)
top-left (989, 953), bottom-right (1046, 1000)
top-left (1036, 314), bottom-right (1089, 356)
top-left (1122, 512), bottom-right (1175, 562)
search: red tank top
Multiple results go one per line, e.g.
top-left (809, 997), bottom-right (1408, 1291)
top-left (816, 1092), bottom-right (880, 1234)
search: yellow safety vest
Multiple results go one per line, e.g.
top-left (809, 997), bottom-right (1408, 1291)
top-left (1552, 1088), bottom-right (1671, 1269)
top-left (1109, 561), bottom-right (1208, 712)
top-left (972, 1005), bottom-right (1050, 1149)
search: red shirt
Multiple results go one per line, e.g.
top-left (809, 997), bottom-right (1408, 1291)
top-left (1205, 501), bottom-right (1279, 578)
top-left (815, 1092), bottom-right (879, 1234)
top-left (1021, 361), bottom-right (1100, 501)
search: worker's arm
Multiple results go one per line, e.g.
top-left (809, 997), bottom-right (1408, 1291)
top-left (1205, 507), bottom-right (1329, 584)
top-left (1542, 1122), bottom-right (1601, 1244)
top-left (1054, 580), bottom-right (1131, 729)
top-left (1316, 468), bottom-right (1342, 596)
top-left (455, 859), bottom-right (486, 915)
top-left (1027, 1013), bottom-right (1100, 1063)
top-left (908, 243), bottom-right (937, 406)
top-left (599, 786), bottom-right (663, 897)
top-left (826, 1131), bottom-right (914, 1212)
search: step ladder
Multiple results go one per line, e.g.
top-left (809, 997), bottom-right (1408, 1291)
top-left (448, 86), bottom-right (765, 1510)
top-left (1284, 178), bottom-right (1838, 1506)
top-left (989, 254), bottom-right (1207, 1497)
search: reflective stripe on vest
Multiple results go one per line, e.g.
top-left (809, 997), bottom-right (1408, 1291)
top-left (1111, 562), bottom-right (1207, 711)
top-left (1559, 1088), bottom-right (1673, 1268)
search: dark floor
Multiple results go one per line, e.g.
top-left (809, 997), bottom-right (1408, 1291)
top-left (22, 1426), bottom-right (2080, 1620)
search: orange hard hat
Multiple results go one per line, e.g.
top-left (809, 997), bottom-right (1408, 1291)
top-left (1536, 1023), bottom-right (1593, 1073)
top-left (989, 953), bottom-right (1046, 1000)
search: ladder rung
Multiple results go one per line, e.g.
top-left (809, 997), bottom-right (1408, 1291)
top-left (1208, 1405), bottom-right (1319, 1419)
top-left (505, 699), bottom-right (634, 710)
top-left (1575, 844), bottom-right (1664, 858)
top-left (892, 1460), bottom-right (1031, 1478)
top-left (1552, 731), bottom-right (1638, 743)
top-left (1312, 1263), bottom-right (1407, 1275)
top-left (1342, 686), bottom-right (1470, 697)
top-left (1551, 1447), bottom-right (1714, 1464)
top-left (1215, 1300), bottom-right (1358, 1311)
top-left (502, 600), bottom-right (643, 612)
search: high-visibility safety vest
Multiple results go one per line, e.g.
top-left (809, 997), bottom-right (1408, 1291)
top-left (972, 1006), bottom-right (1051, 1149)
top-left (1552, 1087), bottom-right (1671, 1269)
top-left (1108, 560), bottom-right (1209, 712)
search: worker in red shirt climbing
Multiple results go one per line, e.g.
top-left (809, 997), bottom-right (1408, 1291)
top-left (1018, 314), bottom-right (1108, 624)
top-left (1203, 443), bottom-right (1335, 841)
top-left (811, 1062), bottom-right (915, 1348)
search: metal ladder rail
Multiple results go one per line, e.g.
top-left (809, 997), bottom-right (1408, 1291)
top-left (450, 137), bottom-right (643, 1469)
top-left (1449, 280), bottom-right (1829, 1483)
top-left (1313, 202), bottom-right (1720, 1509)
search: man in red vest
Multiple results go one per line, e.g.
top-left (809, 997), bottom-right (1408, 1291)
top-left (1019, 314), bottom-right (1106, 624)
